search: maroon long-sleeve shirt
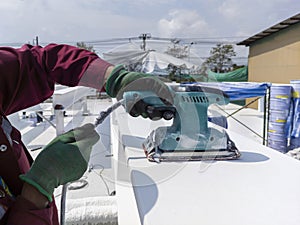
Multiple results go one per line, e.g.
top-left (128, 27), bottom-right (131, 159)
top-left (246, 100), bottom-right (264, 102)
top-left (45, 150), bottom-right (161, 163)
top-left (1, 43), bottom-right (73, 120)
top-left (0, 44), bottom-right (112, 224)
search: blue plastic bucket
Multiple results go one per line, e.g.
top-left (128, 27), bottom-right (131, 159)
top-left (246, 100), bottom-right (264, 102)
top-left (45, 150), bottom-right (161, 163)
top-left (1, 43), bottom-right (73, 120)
top-left (268, 140), bottom-right (288, 153)
top-left (267, 132), bottom-right (288, 153)
top-left (269, 98), bottom-right (291, 110)
top-left (268, 132), bottom-right (287, 141)
top-left (269, 85), bottom-right (292, 111)
top-left (268, 122), bottom-right (286, 134)
top-left (269, 110), bottom-right (289, 123)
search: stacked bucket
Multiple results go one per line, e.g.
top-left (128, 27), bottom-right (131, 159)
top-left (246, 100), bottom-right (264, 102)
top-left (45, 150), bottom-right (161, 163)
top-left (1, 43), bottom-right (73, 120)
top-left (289, 80), bottom-right (300, 149)
top-left (268, 84), bottom-right (292, 153)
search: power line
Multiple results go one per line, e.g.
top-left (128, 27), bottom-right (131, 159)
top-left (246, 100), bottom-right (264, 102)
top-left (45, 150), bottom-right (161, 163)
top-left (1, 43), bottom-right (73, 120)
top-left (0, 34), bottom-right (249, 47)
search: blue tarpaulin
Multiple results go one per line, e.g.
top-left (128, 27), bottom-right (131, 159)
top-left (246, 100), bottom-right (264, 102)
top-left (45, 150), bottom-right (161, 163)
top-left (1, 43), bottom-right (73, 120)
top-left (182, 82), bottom-right (271, 100)
top-left (291, 98), bottom-right (300, 138)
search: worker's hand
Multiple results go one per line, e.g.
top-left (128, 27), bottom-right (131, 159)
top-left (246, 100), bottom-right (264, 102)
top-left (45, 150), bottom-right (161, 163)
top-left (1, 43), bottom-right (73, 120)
top-left (19, 123), bottom-right (99, 202)
top-left (105, 65), bottom-right (174, 119)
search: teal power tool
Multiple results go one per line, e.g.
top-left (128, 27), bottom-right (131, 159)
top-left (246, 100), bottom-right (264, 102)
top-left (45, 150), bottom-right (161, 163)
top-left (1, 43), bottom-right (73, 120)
top-left (122, 84), bottom-right (241, 162)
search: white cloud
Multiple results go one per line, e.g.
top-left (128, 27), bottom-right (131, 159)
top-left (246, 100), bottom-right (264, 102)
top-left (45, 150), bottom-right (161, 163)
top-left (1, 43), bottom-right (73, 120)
top-left (218, 0), bottom-right (241, 19)
top-left (216, 0), bottom-right (300, 38)
top-left (158, 9), bottom-right (214, 37)
top-left (126, 0), bottom-right (177, 6)
top-left (0, 0), bottom-right (22, 10)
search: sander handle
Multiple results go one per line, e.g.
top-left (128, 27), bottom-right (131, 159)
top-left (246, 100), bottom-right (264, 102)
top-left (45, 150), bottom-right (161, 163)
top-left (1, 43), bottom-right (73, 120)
top-left (122, 91), bottom-right (176, 120)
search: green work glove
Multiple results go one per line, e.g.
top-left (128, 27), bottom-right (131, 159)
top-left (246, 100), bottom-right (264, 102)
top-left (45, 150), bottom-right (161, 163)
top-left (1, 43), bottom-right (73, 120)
top-left (106, 65), bottom-right (174, 119)
top-left (20, 123), bottom-right (99, 202)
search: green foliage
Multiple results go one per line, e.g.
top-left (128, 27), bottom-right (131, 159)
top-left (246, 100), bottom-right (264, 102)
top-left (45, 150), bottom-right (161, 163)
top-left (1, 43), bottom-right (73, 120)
top-left (76, 42), bottom-right (96, 53)
top-left (165, 64), bottom-right (196, 83)
top-left (205, 44), bottom-right (236, 73)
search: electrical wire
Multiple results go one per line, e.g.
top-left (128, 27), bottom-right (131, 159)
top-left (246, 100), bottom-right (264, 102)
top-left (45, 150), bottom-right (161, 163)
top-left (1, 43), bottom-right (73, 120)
top-left (65, 164), bottom-right (114, 197)
top-left (88, 164), bottom-right (115, 196)
top-left (0, 35), bottom-right (249, 48)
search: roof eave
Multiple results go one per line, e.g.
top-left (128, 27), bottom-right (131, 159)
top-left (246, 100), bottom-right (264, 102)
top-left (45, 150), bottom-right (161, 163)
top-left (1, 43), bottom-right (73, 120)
top-left (237, 13), bottom-right (300, 46)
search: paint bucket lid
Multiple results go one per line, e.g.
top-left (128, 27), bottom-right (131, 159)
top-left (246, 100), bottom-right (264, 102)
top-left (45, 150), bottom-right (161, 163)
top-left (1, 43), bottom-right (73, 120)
top-left (290, 80), bottom-right (300, 85)
top-left (270, 85), bottom-right (292, 99)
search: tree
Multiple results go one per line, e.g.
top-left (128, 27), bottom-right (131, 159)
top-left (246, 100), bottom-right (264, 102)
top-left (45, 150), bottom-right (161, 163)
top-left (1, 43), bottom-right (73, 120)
top-left (205, 44), bottom-right (236, 73)
top-left (76, 42), bottom-right (96, 53)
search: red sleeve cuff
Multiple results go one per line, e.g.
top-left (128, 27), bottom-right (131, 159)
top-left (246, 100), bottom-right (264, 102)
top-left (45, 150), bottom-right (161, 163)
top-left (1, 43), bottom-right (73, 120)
top-left (79, 58), bottom-right (113, 90)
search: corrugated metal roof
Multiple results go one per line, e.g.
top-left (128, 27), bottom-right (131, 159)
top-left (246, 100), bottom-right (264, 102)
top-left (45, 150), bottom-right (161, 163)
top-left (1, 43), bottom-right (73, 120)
top-left (238, 13), bottom-right (300, 46)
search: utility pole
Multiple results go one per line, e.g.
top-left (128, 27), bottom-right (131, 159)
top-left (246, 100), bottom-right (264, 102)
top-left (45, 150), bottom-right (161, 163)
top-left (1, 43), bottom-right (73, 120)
top-left (139, 33), bottom-right (151, 51)
top-left (33, 36), bottom-right (39, 46)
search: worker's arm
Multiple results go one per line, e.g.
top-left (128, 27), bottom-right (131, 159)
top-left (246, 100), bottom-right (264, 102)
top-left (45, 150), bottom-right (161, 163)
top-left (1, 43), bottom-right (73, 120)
top-left (0, 44), bottom-right (112, 115)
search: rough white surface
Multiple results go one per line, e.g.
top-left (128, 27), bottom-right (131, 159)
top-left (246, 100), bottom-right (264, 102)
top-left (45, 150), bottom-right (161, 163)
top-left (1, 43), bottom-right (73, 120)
top-left (65, 196), bottom-right (118, 225)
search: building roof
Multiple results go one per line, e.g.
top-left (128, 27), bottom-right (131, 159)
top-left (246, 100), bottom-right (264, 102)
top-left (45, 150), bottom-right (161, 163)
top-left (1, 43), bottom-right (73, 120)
top-left (238, 13), bottom-right (300, 46)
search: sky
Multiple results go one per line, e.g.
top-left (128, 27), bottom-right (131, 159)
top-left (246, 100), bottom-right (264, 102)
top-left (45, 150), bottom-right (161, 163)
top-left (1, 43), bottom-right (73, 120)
top-left (0, 0), bottom-right (300, 61)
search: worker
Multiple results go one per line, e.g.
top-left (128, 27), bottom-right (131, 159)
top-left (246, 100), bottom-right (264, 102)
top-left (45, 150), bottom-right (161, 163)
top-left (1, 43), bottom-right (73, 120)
top-left (0, 43), bottom-right (172, 224)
